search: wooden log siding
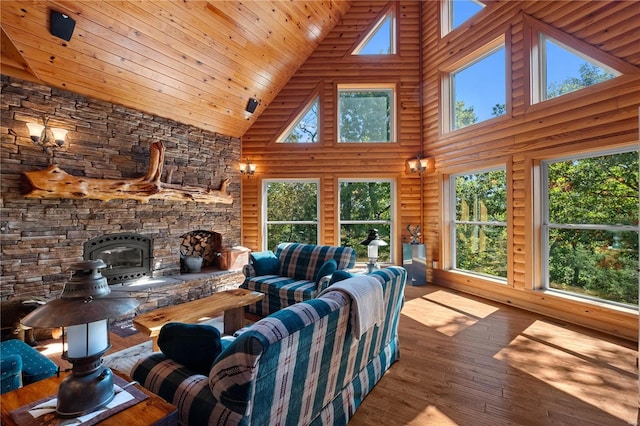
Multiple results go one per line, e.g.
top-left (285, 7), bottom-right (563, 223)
top-left (421, 1), bottom-right (639, 340)
top-left (242, 1), bottom-right (639, 340)
top-left (241, 1), bottom-right (423, 255)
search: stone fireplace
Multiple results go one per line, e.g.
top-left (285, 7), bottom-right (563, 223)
top-left (83, 233), bottom-right (153, 285)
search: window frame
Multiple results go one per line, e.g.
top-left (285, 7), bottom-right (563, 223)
top-left (336, 83), bottom-right (397, 143)
top-left (441, 0), bottom-right (486, 37)
top-left (352, 7), bottom-right (396, 56)
top-left (448, 166), bottom-right (508, 281)
top-left (276, 94), bottom-right (320, 144)
top-left (540, 147), bottom-right (639, 308)
top-left (262, 178), bottom-right (320, 251)
top-left (441, 35), bottom-right (508, 135)
top-left (337, 178), bottom-right (396, 264)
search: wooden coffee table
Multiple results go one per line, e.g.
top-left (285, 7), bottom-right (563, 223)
top-left (133, 288), bottom-right (264, 351)
top-left (0, 370), bottom-right (177, 425)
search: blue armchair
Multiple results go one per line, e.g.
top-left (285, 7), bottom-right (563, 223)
top-left (0, 339), bottom-right (58, 394)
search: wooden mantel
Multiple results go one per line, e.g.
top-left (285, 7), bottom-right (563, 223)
top-left (21, 142), bottom-right (233, 204)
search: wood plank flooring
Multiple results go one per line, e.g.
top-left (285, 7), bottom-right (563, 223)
top-left (33, 284), bottom-right (638, 425)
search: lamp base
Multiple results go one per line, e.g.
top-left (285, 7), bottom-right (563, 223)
top-left (56, 364), bottom-right (115, 418)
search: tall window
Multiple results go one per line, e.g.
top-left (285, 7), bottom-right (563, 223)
top-left (448, 43), bottom-right (506, 131)
top-left (339, 180), bottom-right (393, 263)
top-left (450, 168), bottom-right (507, 279)
top-left (542, 149), bottom-right (638, 306)
top-left (338, 84), bottom-right (395, 143)
top-left (263, 180), bottom-right (319, 250)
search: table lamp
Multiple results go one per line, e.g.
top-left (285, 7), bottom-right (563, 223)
top-left (21, 259), bottom-right (139, 418)
top-left (360, 229), bottom-right (388, 273)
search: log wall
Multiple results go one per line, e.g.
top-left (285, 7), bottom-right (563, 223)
top-left (421, 1), bottom-right (639, 340)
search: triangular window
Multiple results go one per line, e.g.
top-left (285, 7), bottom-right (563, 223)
top-left (442, 0), bottom-right (485, 36)
top-left (353, 10), bottom-right (395, 55)
top-left (277, 96), bottom-right (319, 143)
top-left (539, 35), bottom-right (620, 101)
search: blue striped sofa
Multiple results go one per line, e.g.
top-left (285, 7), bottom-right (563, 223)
top-left (240, 243), bottom-right (356, 316)
top-left (131, 266), bottom-right (406, 426)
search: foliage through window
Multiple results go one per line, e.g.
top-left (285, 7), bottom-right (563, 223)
top-left (542, 149), bottom-right (638, 306)
top-left (449, 44), bottom-right (506, 131)
top-left (263, 180), bottom-right (319, 250)
top-left (538, 35), bottom-right (619, 102)
top-left (277, 96), bottom-right (319, 143)
top-left (338, 85), bottom-right (395, 143)
top-left (353, 9), bottom-right (395, 55)
top-left (451, 168), bottom-right (507, 279)
top-left (339, 180), bottom-right (393, 263)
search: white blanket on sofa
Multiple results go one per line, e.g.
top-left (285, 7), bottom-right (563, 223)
top-left (319, 275), bottom-right (384, 339)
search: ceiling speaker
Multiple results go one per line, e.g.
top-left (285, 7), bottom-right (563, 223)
top-left (246, 98), bottom-right (259, 114)
top-left (50, 10), bottom-right (76, 41)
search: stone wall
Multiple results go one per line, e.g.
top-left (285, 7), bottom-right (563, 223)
top-left (0, 76), bottom-right (242, 300)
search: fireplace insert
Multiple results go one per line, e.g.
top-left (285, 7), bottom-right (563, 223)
top-left (83, 233), bottom-right (153, 284)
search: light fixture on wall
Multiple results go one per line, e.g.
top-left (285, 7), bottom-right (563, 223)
top-left (239, 159), bottom-right (256, 177)
top-left (26, 115), bottom-right (68, 162)
top-left (360, 229), bottom-right (388, 273)
top-left (407, 155), bottom-right (429, 175)
top-left (21, 260), bottom-right (139, 418)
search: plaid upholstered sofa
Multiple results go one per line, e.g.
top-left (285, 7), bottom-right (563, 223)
top-left (131, 266), bottom-right (407, 425)
top-left (240, 243), bottom-right (356, 316)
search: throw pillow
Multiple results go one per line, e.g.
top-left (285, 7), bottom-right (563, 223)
top-left (250, 251), bottom-right (279, 275)
top-left (157, 322), bottom-right (222, 375)
top-left (315, 259), bottom-right (338, 285)
top-left (329, 269), bottom-right (354, 285)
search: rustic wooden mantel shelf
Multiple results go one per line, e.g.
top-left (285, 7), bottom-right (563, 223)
top-left (21, 142), bottom-right (233, 204)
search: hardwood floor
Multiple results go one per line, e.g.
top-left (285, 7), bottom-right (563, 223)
top-left (33, 284), bottom-right (638, 425)
top-left (351, 284), bottom-right (638, 426)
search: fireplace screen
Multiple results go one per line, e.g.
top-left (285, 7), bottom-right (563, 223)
top-left (84, 233), bottom-right (153, 284)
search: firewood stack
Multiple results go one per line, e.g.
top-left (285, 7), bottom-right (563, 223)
top-left (179, 230), bottom-right (223, 268)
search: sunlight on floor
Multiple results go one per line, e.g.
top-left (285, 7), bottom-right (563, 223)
top-left (494, 320), bottom-right (638, 423)
top-left (408, 406), bottom-right (459, 425)
top-left (38, 341), bottom-right (65, 357)
top-left (402, 290), bottom-right (499, 337)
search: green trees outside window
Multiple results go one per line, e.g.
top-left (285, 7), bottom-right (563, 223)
top-left (339, 181), bottom-right (393, 262)
top-left (544, 150), bottom-right (639, 306)
top-left (338, 87), bottom-right (394, 143)
top-left (264, 181), bottom-right (319, 250)
top-left (452, 169), bottom-right (508, 279)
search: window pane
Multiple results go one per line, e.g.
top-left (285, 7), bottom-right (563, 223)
top-left (453, 169), bottom-right (507, 280)
top-left (547, 152), bottom-right (639, 226)
top-left (341, 223), bottom-right (391, 263)
top-left (354, 14), bottom-right (394, 55)
top-left (455, 170), bottom-right (507, 222)
top-left (456, 223), bottom-right (507, 278)
top-left (340, 182), bottom-right (391, 220)
top-left (452, 0), bottom-right (484, 29)
top-left (548, 228), bottom-right (638, 305)
top-left (543, 37), bottom-right (618, 101)
top-left (267, 224), bottom-right (318, 250)
top-left (452, 47), bottom-right (506, 130)
top-left (267, 182), bottom-right (318, 221)
top-left (279, 97), bottom-right (319, 143)
top-left (338, 89), bottom-right (392, 142)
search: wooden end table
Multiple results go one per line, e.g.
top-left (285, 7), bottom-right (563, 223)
top-left (0, 370), bottom-right (177, 426)
top-left (133, 288), bottom-right (264, 351)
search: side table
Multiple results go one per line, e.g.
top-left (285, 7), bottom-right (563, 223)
top-left (1, 370), bottom-right (177, 425)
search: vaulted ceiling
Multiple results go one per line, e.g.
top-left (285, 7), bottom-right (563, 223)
top-left (1, 1), bottom-right (352, 138)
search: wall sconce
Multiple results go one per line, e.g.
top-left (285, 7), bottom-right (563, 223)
top-left (407, 156), bottom-right (429, 175)
top-left (21, 260), bottom-right (139, 418)
top-left (26, 115), bottom-right (68, 162)
top-left (360, 229), bottom-right (388, 273)
top-left (239, 160), bottom-right (256, 177)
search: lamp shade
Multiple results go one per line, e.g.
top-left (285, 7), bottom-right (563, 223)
top-left (359, 229), bottom-right (388, 247)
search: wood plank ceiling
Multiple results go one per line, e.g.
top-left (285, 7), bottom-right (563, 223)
top-left (1, 0), bottom-right (352, 138)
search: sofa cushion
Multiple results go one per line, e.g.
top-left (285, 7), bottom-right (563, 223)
top-left (275, 243), bottom-right (356, 281)
top-left (242, 276), bottom-right (318, 317)
top-left (158, 323), bottom-right (223, 375)
top-left (250, 251), bottom-right (280, 276)
top-left (329, 269), bottom-right (355, 285)
top-left (315, 259), bottom-right (337, 285)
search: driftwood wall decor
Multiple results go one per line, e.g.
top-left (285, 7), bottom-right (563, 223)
top-left (21, 142), bottom-right (233, 204)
